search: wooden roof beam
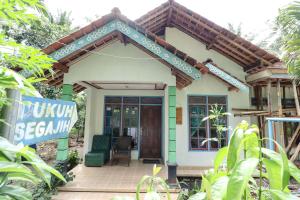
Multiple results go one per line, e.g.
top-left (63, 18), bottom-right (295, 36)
top-left (53, 62), bottom-right (69, 73)
top-left (206, 35), bottom-right (220, 50)
top-left (136, 6), bottom-right (170, 26)
top-left (172, 7), bottom-right (273, 66)
top-left (118, 32), bottom-right (128, 45)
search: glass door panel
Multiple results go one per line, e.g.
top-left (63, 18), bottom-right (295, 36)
top-left (123, 105), bottom-right (139, 149)
top-left (104, 105), bottom-right (121, 144)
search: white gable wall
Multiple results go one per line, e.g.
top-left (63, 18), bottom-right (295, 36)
top-left (64, 30), bottom-right (252, 167)
top-left (176, 75), bottom-right (250, 166)
top-left (64, 41), bottom-right (176, 85)
top-left (165, 27), bottom-right (251, 166)
top-left (165, 27), bottom-right (246, 81)
top-left (64, 41), bottom-right (176, 161)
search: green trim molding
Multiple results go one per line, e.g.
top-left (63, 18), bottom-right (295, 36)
top-left (49, 19), bottom-right (201, 80)
top-left (168, 86), bottom-right (176, 164)
top-left (56, 84), bottom-right (73, 161)
top-left (205, 63), bottom-right (249, 92)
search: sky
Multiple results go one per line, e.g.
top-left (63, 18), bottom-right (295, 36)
top-left (44, 0), bottom-right (293, 38)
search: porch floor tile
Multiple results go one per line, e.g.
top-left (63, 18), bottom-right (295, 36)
top-left (58, 160), bottom-right (178, 193)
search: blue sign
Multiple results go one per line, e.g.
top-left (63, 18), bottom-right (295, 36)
top-left (14, 96), bottom-right (77, 145)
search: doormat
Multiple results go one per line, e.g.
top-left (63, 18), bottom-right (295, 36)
top-left (143, 159), bottom-right (161, 164)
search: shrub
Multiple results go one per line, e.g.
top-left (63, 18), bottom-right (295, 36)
top-left (32, 162), bottom-right (75, 200)
top-left (0, 137), bottom-right (66, 199)
top-left (68, 149), bottom-right (81, 171)
top-left (187, 121), bottom-right (300, 200)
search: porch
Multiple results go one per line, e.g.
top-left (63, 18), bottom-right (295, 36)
top-left (53, 161), bottom-right (207, 199)
top-left (58, 161), bottom-right (171, 193)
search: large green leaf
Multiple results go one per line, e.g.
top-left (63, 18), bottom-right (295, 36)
top-left (7, 172), bottom-right (40, 184)
top-left (200, 177), bottom-right (211, 199)
top-left (214, 147), bottom-right (228, 172)
top-left (261, 145), bottom-right (290, 190)
top-left (22, 160), bottom-right (66, 186)
top-left (262, 148), bottom-right (300, 183)
top-left (226, 158), bottom-right (259, 200)
top-left (211, 176), bottom-right (229, 200)
top-left (0, 195), bottom-right (11, 200)
top-left (288, 162), bottom-right (300, 183)
top-left (262, 158), bottom-right (282, 200)
top-left (0, 161), bottom-right (33, 174)
top-left (188, 192), bottom-right (207, 200)
top-left (0, 185), bottom-right (31, 200)
top-left (227, 122), bottom-right (246, 171)
top-left (269, 189), bottom-right (300, 200)
top-left (18, 146), bottom-right (53, 187)
top-left (262, 158), bottom-right (282, 190)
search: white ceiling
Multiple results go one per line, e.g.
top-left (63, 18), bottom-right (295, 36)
top-left (89, 82), bottom-right (166, 90)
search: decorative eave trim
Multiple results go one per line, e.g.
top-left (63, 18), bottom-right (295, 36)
top-left (205, 63), bottom-right (249, 92)
top-left (49, 19), bottom-right (201, 80)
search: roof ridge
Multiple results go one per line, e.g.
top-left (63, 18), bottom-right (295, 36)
top-left (135, 0), bottom-right (281, 73)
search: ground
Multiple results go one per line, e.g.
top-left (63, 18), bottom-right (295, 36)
top-left (37, 134), bottom-right (84, 164)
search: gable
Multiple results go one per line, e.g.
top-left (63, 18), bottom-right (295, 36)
top-left (165, 27), bottom-right (246, 81)
top-left (63, 41), bottom-right (176, 85)
top-left (136, 0), bottom-right (281, 73)
top-left (43, 6), bottom-right (249, 92)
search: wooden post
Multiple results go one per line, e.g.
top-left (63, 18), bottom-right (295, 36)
top-left (277, 80), bottom-right (285, 148)
top-left (292, 80), bottom-right (300, 116)
top-left (277, 80), bottom-right (282, 116)
top-left (267, 80), bottom-right (272, 114)
top-left (254, 86), bottom-right (262, 130)
top-left (290, 143), bottom-right (300, 162)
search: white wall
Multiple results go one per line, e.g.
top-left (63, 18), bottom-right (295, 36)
top-left (176, 74), bottom-right (250, 166)
top-left (64, 41), bottom-right (175, 85)
top-left (64, 40), bottom-right (177, 161)
top-left (85, 89), bottom-right (168, 160)
top-left (70, 28), bottom-right (254, 167)
top-left (165, 27), bottom-right (246, 81)
top-left (164, 27), bottom-right (251, 167)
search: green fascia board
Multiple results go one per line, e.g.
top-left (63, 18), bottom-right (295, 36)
top-left (205, 63), bottom-right (249, 92)
top-left (49, 19), bottom-right (201, 80)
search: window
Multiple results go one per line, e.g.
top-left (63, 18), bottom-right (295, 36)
top-left (104, 96), bottom-right (162, 150)
top-left (188, 96), bottom-right (228, 151)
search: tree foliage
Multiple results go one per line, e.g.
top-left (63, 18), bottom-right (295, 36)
top-left (4, 10), bottom-right (74, 49)
top-left (276, 1), bottom-right (300, 78)
top-left (0, 0), bottom-right (67, 199)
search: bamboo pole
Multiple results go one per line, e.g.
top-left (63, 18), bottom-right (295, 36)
top-left (277, 80), bottom-right (285, 149)
top-left (292, 80), bottom-right (300, 116)
top-left (267, 80), bottom-right (272, 114)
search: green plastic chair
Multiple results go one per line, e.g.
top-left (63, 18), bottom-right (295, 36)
top-left (84, 135), bottom-right (110, 167)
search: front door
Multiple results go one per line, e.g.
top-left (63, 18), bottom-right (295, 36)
top-left (140, 105), bottom-right (162, 158)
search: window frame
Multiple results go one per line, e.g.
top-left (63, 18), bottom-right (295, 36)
top-left (188, 95), bottom-right (228, 151)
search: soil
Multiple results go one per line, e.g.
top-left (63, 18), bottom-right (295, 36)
top-left (36, 135), bottom-right (84, 165)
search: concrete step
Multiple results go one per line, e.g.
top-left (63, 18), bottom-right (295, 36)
top-left (53, 191), bottom-right (179, 200)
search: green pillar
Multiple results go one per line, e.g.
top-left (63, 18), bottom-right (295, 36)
top-left (56, 84), bottom-right (73, 161)
top-left (167, 86), bottom-right (177, 185)
top-left (168, 86), bottom-right (176, 163)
